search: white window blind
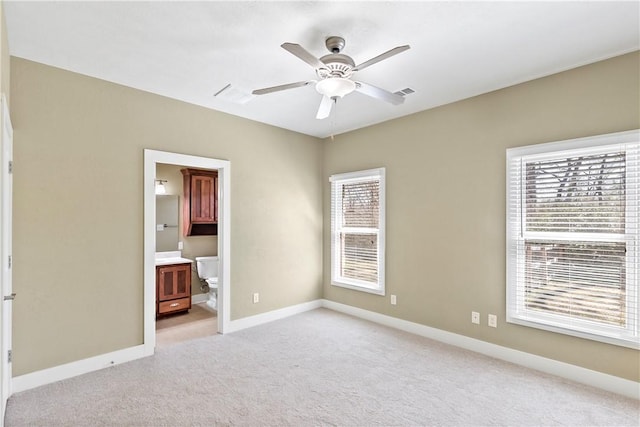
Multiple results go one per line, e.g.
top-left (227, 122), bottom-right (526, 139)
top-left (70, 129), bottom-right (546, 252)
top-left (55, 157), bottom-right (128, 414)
top-left (330, 168), bottom-right (385, 295)
top-left (507, 130), bottom-right (639, 348)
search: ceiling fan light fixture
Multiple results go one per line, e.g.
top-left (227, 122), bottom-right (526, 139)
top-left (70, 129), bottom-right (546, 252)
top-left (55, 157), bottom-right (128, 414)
top-left (315, 78), bottom-right (356, 98)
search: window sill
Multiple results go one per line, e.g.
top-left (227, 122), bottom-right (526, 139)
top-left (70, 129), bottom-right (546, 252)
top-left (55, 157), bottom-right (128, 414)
top-left (506, 315), bottom-right (639, 350)
top-left (331, 279), bottom-right (385, 296)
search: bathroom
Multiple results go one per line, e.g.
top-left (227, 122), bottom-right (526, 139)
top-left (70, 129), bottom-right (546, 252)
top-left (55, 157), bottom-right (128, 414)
top-left (154, 162), bottom-right (219, 347)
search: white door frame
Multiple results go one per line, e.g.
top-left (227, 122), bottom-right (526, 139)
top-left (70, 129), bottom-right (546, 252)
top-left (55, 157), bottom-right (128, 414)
top-left (1, 93), bottom-right (13, 419)
top-left (143, 150), bottom-right (231, 355)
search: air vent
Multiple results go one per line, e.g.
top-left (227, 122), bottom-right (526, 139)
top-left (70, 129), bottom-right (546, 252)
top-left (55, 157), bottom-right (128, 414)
top-left (393, 87), bottom-right (415, 97)
top-left (213, 84), bottom-right (254, 104)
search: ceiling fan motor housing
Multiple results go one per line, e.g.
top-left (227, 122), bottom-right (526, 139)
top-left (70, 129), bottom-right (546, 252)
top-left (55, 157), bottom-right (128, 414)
top-left (318, 54), bottom-right (355, 79)
top-left (316, 36), bottom-right (355, 79)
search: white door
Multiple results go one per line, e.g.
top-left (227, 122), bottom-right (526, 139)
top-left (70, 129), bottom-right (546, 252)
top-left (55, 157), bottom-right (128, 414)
top-left (1, 93), bottom-right (13, 419)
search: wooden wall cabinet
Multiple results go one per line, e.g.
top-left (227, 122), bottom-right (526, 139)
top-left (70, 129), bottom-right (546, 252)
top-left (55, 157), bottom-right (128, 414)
top-left (181, 168), bottom-right (218, 236)
top-left (156, 263), bottom-right (192, 317)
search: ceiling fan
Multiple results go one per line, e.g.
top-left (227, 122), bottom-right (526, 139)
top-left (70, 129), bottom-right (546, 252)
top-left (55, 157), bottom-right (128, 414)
top-left (252, 36), bottom-right (410, 119)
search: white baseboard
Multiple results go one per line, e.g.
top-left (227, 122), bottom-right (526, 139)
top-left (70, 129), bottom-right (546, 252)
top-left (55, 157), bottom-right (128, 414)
top-left (321, 299), bottom-right (639, 400)
top-left (11, 300), bottom-right (322, 394)
top-left (12, 344), bottom-right (148, 394)
top-left (226, 299), bottom-right (323, 333)
top-left (12, 298), bottom-right (637, 400)
top-left (191, 293), bottom-right (208, 305)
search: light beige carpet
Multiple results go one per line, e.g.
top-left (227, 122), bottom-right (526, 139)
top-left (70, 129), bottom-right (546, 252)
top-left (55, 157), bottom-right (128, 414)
top-left (5, 309), bottom-right (639, 426)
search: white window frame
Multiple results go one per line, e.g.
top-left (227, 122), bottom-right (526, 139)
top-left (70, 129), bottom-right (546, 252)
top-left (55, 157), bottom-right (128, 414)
top-left (506, 130), bottom-right (639, 349)
top-left (330, 168), bottom-right (385, 295)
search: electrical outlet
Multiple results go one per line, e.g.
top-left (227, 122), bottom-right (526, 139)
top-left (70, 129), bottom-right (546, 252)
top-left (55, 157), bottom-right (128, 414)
top-left (488, 314), bottom-right (497, 328)
top-left (178, 241), bottom-right (183, 250)
top-left (390, 295), bottom-right (397, 305)
top-left (471, 311), bottom-right (480, 325)
top-left (253, 293), bottom-right (259, 304)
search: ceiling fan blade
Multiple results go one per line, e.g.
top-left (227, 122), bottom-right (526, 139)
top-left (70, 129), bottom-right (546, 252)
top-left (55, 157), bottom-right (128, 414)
top-left (355, 81), bottom-right (405, 105)
top-left (252, 81), bottom-right (313, 95)
top-left (316, 96), bottom-right (334, 120)
top-left (353, 45), bottom-right (410, 72)
top-left (281, 42), bottom-right (325, 69)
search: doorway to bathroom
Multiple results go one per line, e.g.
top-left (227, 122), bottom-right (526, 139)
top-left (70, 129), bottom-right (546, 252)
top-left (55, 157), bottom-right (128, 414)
top-left (154, 163), bottom-right (218, 348)
top-left (143, 150), bottom-right (230, 355)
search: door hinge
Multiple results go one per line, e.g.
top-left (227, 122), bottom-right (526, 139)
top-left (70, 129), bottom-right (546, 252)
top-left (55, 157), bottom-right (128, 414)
top-left (7, 255), bottom-right (11, 269)
top-left (7, 350), bottom-right (11, 363)
top-left (8, 161), bottom-right (12, 174)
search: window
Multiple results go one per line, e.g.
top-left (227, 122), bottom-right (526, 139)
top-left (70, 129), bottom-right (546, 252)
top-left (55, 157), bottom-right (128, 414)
top-left (507, 130), bottom-right (639, 348)
top-left (330, 168), bottom-right (385, 295)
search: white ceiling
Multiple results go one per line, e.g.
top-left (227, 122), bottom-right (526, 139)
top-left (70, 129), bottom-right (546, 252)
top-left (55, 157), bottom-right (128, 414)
top-left (4, 1), bottom-right (639, 138)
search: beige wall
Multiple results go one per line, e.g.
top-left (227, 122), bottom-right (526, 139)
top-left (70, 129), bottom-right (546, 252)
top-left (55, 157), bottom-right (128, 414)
top-left (9, 50), bottom-right (639, 382)
top-left (156, 162), bottom-right (217, 295)
top-left (323, 51), bottom-right (640, 382)
top-left (11, 58), bottom-right (323, 375)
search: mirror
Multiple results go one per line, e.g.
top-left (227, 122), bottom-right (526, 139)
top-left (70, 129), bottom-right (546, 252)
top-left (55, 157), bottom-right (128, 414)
top-left (156, 195), bottom-right (179, 251)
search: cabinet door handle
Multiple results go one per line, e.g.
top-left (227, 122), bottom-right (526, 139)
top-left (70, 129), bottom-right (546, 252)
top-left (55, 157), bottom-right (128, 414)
top-left (170, 303), bottom-right (180, 307)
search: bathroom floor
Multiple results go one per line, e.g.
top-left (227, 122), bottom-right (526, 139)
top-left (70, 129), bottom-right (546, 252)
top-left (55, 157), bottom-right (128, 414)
top-left (156, 302), bottom-right (217, 349)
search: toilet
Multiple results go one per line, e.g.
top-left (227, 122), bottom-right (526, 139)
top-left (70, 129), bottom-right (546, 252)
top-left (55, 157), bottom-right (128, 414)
top-left (195, 256), bottom-right (219, 310)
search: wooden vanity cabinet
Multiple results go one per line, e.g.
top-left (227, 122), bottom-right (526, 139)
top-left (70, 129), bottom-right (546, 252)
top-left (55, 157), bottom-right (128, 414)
top-left (156, 263), bottom-right (191, 317)
top-left (181, 168), bottom-right (218, 236)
